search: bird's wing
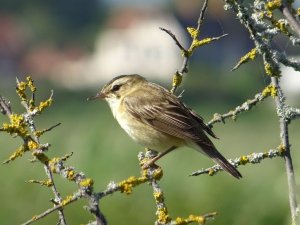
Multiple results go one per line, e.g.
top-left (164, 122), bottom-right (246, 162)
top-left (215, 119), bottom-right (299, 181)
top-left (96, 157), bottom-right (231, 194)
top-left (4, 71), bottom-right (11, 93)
top-left (123, 86), bottom-right (216, 145)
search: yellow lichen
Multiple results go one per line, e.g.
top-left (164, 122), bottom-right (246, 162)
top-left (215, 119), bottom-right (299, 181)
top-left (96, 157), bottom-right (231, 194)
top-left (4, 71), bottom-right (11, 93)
top-left (208, 168), bottom-right (215, 176)
top-left (27, 179), bottom-right (53, 187)
top-left (275, 20), bottom-right (289, 35)
top-left (31, 215), bottom-right (38, 221)
top-left (189, 38), bottom-right (212, 54)
top-left (188, 214), bottom-right (205, 224)
top-left (153, 191), bottom-right (164, 203)
top-left (175, 217), bottom-right (184, 224)
top-left (157, 207), bottom-right (171, 224)
top-left (79, 178), bottom-right (94, 187)
top-left (152, 167), bottom-right (163, 180)
top-left (2, 114), bottom-right (28, 137)
top-left (172, 72), bottom-right (182, 90)
top-left (27, 140), bottom-right (39, 150)
top-left (3, 145), bottom-right (28, 164)
top-left (264, 62), bottom-right (280, 77)
top-left (34, 130), bottom-right (43, 137)
top-left (278, 143), bottom-right (286, 154)
top-left (187, 27), bottom-right (199, 39)
top-left (239, 155), bottom-right (249, 165)
top-left (262, 85), bottom-right (277, 98)
top-left (16, 81), bottom-right (28, 101)
top-left (37, 98), bottom-right (53, 112)
top-left (118, 176), bottom-right (136, 194)
top-left (48, 157), bottom-right (61, 173)
top-left (118, 175), bottom-right (148, 194)
top-left (265, 0), bottom-right (282, 11)
top-left (233, 48), bottom-right (257, 70)
top-left (61, 195), bottom-right (73, 206)
top-left (26, 76), bottom-right (36, 92)
top-left (66, 169), bottom-right (76, 181)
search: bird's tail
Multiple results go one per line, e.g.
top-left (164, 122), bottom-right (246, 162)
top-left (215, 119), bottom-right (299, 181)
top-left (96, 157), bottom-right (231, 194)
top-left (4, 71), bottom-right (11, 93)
top-left (211, 152), bottom-right (242, 179)
top-left (193, 141), bottom-right (242, 179)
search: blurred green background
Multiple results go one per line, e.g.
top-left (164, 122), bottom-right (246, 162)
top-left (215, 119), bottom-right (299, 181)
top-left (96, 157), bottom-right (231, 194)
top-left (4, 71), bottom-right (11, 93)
top-left (1, 0), bottom-right (300, 225)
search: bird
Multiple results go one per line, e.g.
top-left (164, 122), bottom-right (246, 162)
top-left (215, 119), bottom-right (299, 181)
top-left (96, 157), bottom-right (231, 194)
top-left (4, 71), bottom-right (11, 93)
top-left (88, 74), bottom-right (242, 179)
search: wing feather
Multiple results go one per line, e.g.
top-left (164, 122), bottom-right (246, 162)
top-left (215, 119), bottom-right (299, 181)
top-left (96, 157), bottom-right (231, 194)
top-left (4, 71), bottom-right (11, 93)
top-left (123, 84), bottom-right (216, 144)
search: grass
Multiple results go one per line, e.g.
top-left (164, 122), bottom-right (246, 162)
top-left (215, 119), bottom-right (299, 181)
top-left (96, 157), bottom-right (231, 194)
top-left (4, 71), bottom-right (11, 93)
top-left (0, 79), bottom-right (299, 225)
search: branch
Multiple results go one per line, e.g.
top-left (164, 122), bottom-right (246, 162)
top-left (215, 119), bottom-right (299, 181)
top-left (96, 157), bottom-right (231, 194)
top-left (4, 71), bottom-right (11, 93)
top-left (0, 96), bottom-right (12, 116)
top-left (271, 77), bottom-right (299, 222)
top-left (21, 191), bottom-right (82, 225)
top-left (190, 145), bottom-right (284, 177)
top-left (224, 0), bottom-right (299, 222)
top-left (160, 0), bottom-right (210, 94)
top-left (19, 86), bottom-right (66, 225)
top-left (159, 27), bottom-right (186, 53)
top-left (280, 3), bottom-right (300, 38)
top-left (207, 89), bottom-right (268, 128)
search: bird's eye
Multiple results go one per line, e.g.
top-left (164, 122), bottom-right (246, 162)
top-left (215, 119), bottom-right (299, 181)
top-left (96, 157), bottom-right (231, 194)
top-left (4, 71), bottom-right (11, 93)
top-left (111, 84), bottom-right (121, 92)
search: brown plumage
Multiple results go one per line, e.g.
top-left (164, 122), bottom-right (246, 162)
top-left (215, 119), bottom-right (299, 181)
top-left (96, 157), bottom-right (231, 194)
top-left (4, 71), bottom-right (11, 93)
top-left (89, 74), bottom-right (242, 179)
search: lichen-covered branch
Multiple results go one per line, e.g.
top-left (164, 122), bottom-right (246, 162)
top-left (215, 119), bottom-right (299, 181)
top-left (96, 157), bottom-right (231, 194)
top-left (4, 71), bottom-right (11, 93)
top-left (139, 150), bottom-right (217, 225)
top-left (224, 0), bottom-right (299, 223)
top-left (207, 85), bottom-right (275, 127)
top-left (271, 76), bottom-right (299, 223)
top-left (1, 77), bottom-right (106, 225)
top-left (21, 191), bottom-right (82, 225)
top-left (160, 0), bottom-right (227, 94)
top-left (190, 145), bottom-right (285, 177)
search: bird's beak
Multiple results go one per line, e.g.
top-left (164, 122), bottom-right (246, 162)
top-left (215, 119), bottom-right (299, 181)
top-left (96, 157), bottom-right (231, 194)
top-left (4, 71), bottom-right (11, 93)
top-left (87, 92), bottom-right (106, 101)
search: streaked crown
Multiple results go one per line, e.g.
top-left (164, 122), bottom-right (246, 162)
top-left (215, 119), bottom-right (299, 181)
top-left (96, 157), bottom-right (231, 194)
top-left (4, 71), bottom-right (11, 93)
top-left (100, 74), bottom-right (146, 99)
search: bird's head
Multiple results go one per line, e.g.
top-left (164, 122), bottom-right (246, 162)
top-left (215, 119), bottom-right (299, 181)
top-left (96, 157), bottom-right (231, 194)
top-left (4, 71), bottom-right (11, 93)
top-left (87, 74), bottom-right (146, 101)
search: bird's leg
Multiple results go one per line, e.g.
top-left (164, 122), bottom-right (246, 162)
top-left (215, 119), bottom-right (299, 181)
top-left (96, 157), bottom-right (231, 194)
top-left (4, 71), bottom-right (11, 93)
top-left (142, 146), bottom-right (176, 169)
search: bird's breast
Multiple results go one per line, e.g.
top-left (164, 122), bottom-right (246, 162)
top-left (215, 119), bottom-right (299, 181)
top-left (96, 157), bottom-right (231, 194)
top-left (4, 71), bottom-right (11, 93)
top-left (114, 110), bottom-right (184, 152)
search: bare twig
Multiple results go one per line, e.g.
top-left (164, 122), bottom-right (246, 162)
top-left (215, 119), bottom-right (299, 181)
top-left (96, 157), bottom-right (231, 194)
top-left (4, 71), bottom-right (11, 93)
top-left (196, 0), bottom-right (209, 32)
top-left (0, 96), bottom-right (12, 116)
top-left (280, 3), bottom-right (300, 38)
top-left (159, 27), bottom-right (186, 53)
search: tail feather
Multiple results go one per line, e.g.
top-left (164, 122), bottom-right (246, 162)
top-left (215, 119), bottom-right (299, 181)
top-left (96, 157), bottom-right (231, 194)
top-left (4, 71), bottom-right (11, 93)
top-left (212, 154), bottom-right (242, 179)
top-left (194, 141), bottom-right (242, 179)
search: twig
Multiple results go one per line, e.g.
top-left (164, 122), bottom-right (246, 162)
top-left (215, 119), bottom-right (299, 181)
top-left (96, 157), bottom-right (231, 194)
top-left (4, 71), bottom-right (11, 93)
top-left (271, 77), bottom-right (299, 223)
top-left (224, 0), bottom-right (299, 223)
top-left (44, 164), bottom-right (67, 225)
top-left (161, 0), bottom-right (210, 94)
top-left (196, 0), bottom-right (209, 32)
top-left (0, 96), bottom-right (12, 116)
top-left (190, 146), bottom-right (284, 176)
top-left (159, 27), bottom-right (186, 53)
top-left (280, 3), bottom-right (300, 38)
top-left (207, 91), bottom-right (267, 128)
top-left (21, 92), bottom-right (67, 225)
top-left (21, 191), bottom-right (82, 225)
